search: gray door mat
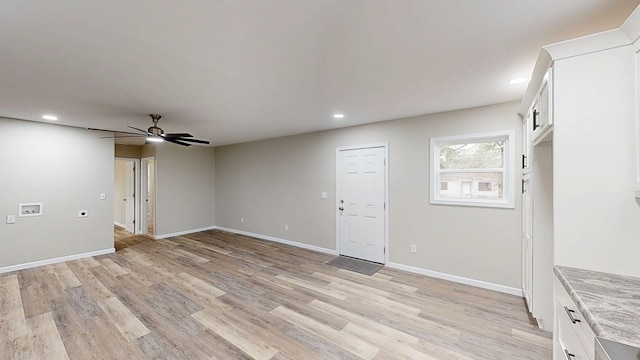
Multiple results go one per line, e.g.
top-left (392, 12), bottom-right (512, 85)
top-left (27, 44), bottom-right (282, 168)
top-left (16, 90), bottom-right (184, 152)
top-left (325, 256), bottom-right (383, 276)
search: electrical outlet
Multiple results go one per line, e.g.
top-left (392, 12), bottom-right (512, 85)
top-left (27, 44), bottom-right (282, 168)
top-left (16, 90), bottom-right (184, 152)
top-left (6, 215), bottom-right (15, 224)
top-left (99, 192), bottom-right (107, 200)
top-left (78, 210), bottom-right (88, 218)
top-left (241, 217), bottom-right (244, 223)
top-left (321, 192), bottom-right (328, 199)
top-left (284, 224), bottom-right (289, 231)
top-left (410, 244), bottom-right (417, 253)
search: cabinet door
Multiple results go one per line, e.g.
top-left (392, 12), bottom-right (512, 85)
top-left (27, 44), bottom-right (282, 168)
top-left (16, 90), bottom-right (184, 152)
top-left (522, 113), bottom-right (532, 173)
top-left (532, 69), bottom-right (553, 144)
top-left (522, 173), bottom-right (533, 310)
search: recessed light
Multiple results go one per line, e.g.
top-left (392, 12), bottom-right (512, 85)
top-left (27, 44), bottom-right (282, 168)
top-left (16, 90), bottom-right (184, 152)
top-left (42, 114), bottom-right (58, 121)
top-left (508, 77), bottom-right (529, 85)
top-left (333, 113), bottom-right (345, 119)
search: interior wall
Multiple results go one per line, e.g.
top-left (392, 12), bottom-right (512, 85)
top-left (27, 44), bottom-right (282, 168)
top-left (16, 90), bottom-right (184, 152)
top-left (553, 45), bottom-right (640, 277)
top-left (154, 144), bottom-right (216, 236)
top-left (115, 144), bottom-right (143, 158)
top-left (113, 159), bottom-right (126, 226)
top-left (0, 118), bottom-right (114, 267)
top-left (215, 101), bottom-right (523, 288)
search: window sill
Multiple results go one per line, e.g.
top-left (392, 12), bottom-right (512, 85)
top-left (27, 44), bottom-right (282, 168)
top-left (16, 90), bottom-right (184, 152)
top-left (430, 199), bottom-right (514, 209)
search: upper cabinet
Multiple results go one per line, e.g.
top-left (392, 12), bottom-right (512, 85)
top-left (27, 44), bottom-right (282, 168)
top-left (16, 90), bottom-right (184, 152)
top-left (532, 69), bottom-right (553, 145)
top-left (521, 68), bottom-right (552, 174)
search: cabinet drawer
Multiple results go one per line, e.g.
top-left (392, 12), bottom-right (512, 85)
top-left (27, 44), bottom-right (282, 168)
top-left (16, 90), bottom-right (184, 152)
top-left (557, 309), bottom-right (591, 360)
top-left (555, 279), bottom-right (596, 357)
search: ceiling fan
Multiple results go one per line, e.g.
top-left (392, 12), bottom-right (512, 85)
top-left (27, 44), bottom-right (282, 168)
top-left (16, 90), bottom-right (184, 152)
top-left (104, 114), bottom-right (210, 146)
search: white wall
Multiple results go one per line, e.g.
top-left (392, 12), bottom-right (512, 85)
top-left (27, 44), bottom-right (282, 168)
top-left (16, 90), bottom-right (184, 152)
top-left (553, 45), bottom-right (640, 277)
top-left (216, 101), bottom-right (523, 288)
top-left (154, 144), bottom-right (216, 236)
top-left (0, 118), bottom-right (114, 268)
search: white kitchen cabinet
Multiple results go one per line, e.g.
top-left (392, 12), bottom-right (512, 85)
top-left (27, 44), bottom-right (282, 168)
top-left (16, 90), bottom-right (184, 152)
top-left (634, 40), bottom-right (640, 198)
top-left (520, 65), bottom-right (554, 331)
top-left (531, 69), bottom-right (553, 145)
top-left (554, 277), bottom-right (595, 359)
top-left (521, 172), bottom-right (532, 308)
top-left (520, 5), bottom-right (640, 356)
top-left (522, 111), bottom-right (533, 174)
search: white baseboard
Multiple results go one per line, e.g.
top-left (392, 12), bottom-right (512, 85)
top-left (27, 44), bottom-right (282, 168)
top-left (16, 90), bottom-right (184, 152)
top-left (114, 221), bottom-right (125, 228)
top-left (0, 248), bottom-right (115, 274)
top-left (155, 225), bottom-right (218, 240)
top-left (215, 226), bottom-right (338, 256)
top-left (386, 262), bottom-right (523, 297)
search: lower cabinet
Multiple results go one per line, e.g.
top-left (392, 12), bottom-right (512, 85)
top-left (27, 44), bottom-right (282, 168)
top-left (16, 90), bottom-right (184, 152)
top-left (554, 277), bottom-right (595, 359)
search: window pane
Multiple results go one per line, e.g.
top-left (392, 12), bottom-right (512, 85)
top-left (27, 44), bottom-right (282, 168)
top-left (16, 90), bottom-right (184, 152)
top-left (438, 172), bottom-right (503, 200)
top-left (439, 141), bottom-right (504, 170)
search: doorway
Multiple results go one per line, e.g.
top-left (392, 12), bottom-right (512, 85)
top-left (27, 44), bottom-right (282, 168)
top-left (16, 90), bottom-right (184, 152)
top-left (114, 158), bottom-right (139, 234)
top-left (336, 144), bottom-right (388, 264)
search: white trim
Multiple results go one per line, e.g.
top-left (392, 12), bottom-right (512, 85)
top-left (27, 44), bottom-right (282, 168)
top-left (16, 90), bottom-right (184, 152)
top-left (115, 157), bottom-right (142, 234)
top-left (543, 29), bottom-right (630, 61)
top-left (154, 225), bottom-right (218, 239)
top-left (430, 130), bottom-right (515, 209)
top-left (216, 226), bottom-right (337, 255)
top-left (0, 248), bottom-right (115, 274)
top-left (335, 143), bottom-right (389, 264)
top-left (622, 4), bottom-right (640, 44)
top-left (114, 221), bottom-right (126, 228)
top-left (386, 262), bottom-right (523, 297)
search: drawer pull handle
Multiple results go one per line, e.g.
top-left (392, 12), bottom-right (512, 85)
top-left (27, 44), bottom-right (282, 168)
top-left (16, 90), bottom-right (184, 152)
top-left (564, 306), bottom-right (581, 324)
top-left (564, 349), bottom-right (575, 360)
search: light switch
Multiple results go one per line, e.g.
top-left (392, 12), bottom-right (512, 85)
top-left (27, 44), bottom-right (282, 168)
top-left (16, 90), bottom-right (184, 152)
top-left (321, 192), bottom-right (328, 199)
top-left (6, 215), bottom-right (15, 224)
top-left (99, 193), bottom-right (107, 200)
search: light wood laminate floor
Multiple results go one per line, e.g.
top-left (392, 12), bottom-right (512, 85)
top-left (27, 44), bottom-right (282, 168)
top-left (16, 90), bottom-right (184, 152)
top-left (1, 230), bottom-right (552, 359)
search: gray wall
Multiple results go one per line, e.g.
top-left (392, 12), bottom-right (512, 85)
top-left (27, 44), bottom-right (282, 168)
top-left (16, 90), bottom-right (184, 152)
top-left (215, 101), bottom-right (523, 288)
top-left (0, 118), bottom-right (114, 267)
top-left (154, 144), bottom-right (216, 236)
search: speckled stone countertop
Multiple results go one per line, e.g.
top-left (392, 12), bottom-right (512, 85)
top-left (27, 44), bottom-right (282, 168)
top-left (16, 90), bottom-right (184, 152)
top-left (554, 266), bottom-right (640, 348)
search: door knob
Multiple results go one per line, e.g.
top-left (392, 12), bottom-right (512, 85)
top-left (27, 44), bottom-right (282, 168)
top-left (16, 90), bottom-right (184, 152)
top-left (339, 207), bottom-right (344, 211)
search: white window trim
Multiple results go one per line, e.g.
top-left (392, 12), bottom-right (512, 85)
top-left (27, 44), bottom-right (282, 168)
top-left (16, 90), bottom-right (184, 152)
top-left (430, 130), bottom-right (515, 209)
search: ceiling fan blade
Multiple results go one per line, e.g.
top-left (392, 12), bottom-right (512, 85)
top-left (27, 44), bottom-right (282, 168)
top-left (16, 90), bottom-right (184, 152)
top-left (162, 137), bottom-right (191, 146)
top-left (163, 133), bottom-right (193, 138)
top-left (127, 125), bottom-right (151, 135)
top-left (167, 137), bottom-right (210, 144)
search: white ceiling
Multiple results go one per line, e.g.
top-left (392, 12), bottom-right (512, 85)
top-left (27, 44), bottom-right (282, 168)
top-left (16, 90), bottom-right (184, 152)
top-left (1, 1), bottom-right (638, 146)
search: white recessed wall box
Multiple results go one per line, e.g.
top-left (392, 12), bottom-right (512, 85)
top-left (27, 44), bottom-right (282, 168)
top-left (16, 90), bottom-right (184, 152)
top-left (18, 202), bottom-right (43, 217)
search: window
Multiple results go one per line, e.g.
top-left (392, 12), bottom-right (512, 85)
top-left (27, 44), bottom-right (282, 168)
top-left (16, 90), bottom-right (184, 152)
top-left (430, 130), bottom-right (514, 208)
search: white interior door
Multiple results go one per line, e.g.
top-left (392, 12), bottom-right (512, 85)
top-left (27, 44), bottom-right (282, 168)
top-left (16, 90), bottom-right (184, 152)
top-left (337, 146), bottom-right (386, 263)
top-left (124, 161), bottom-right (135, 233)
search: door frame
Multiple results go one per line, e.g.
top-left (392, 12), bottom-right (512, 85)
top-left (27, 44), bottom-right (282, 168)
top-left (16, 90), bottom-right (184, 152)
top-left (140, 157), bottom-right (156, 237)
top-left (335, 143), bottom-right (389, 264)
top-left (115, 157), bottom-right (141, 234)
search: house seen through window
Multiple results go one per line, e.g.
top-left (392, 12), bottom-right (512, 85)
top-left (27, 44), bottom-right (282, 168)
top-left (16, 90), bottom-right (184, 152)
top-left (430, 131), bottom-right (514, 208)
